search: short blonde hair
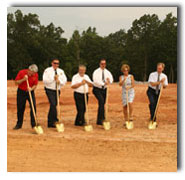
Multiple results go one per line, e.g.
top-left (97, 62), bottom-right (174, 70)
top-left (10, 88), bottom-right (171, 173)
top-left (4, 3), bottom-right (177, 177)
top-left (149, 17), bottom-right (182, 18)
top-left (121, 64), bottom-right (130, 72)
top-left (157, 62), bottom-right (165, 68)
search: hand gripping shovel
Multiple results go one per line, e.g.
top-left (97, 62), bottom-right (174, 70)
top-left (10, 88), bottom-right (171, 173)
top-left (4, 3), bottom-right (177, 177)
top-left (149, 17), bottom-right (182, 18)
top-left (148, 85), bottom-right (163, 130)
top-left (26, 79), bottom-right (44, 134)
top-left (83, 84), bottom-right (93, 132)
top-left (103, 85), bottom-right (111, 130)
top-left (55, 82), bottom-right (64, 132)
top-left (125, 88), bottom-right (134, 130)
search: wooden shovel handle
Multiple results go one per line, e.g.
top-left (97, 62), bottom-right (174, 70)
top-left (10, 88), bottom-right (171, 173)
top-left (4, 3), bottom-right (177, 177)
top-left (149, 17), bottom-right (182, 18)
top-left (26, 79), bottom-right (37, 125)
top-left (152, 85), bottom-right (163, 123)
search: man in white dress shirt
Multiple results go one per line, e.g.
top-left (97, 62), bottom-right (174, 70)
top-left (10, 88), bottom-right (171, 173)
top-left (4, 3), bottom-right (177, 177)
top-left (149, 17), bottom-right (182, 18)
top-left (71, 65), bottom-right (93, 126)
top-left (92, 59), bottom-right (113, 125)
top-left (147, 62), bottom-right (168, 123)
top-left (43, 59), bottom-right (67, 128)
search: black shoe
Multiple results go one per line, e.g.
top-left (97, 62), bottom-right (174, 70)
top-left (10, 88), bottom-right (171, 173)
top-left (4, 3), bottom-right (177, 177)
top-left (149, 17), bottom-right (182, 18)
top-left (13, 125), bottom-right (22, 130)
top-left (97, 122), bottom-right (103, 125)
top-left (48, 124), bottom-right (56, 128)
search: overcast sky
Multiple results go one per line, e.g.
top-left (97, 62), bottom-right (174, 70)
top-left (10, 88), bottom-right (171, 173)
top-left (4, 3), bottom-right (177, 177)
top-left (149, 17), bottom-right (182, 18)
top-left (7, 7), bottom-right (177, 39)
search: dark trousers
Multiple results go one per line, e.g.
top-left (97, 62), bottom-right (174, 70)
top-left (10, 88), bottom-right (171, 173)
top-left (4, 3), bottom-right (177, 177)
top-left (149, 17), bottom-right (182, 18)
top-left (74, 92), bottom-right (88, 126)
top-left (16, 88), bottom-right (36, 128)
top-left (93, 86), bottom-right (107, 125)
top-left (45, 88), bottom-right (60, 126)
top-left (147, 87), bottom-right (160, 121)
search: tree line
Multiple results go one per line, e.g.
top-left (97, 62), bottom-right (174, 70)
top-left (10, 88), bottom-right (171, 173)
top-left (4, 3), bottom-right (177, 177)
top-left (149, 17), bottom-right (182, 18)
top-left (7, 10), bottom-right (177, 82)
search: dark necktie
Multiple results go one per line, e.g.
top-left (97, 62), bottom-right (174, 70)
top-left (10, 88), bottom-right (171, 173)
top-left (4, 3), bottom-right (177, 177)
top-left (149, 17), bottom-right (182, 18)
top-left (156, 73), bottom-right (160, 95)
top-left (102, 70), bottom-right (105, 89)
top-left (55, 69), bottom-right (57, 89)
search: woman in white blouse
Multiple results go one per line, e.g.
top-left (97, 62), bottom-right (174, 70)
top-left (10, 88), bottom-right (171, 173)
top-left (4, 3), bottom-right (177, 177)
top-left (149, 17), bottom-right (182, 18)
top-left (71, 65), bottom-right (93, 126)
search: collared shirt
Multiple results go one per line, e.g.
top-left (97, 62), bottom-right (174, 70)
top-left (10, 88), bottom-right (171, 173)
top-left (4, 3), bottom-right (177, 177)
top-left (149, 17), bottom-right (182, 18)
top-left (43, 67), bottom-right (67, 90)
top-left (15, 69), bottom-right (38, 91)
top-left (92, 67), bottom-right (113, 89)
top-left (71, 73), bottom-right (93, 94)
top-left (148, 71), bottom-right (168, 90)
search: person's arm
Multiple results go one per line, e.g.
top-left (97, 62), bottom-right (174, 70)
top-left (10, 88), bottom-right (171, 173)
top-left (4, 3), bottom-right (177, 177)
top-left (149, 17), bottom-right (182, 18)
top-left (131, 75), bottom-right (135, 88)
top-left (162, 75), bottom-right (168, 89)
top-left (85, 76), bottom-right (93, 87)
top-left (119, 75), bottom-right (126, 86)
top-left (150, 78), bottom-right (165, 87)
top-left (71, 79), bottom-right (85, 89)
top-left (15, 75), bottom-right (27, 85)
top-left (58, 70), bottom-right (67, 86)
top-left (43, 69), bottom-right (55, 84)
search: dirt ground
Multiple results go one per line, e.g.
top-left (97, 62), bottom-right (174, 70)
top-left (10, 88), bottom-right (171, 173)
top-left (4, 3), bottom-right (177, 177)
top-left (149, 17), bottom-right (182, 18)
top-left (7, 81), bottom-right (177, 172)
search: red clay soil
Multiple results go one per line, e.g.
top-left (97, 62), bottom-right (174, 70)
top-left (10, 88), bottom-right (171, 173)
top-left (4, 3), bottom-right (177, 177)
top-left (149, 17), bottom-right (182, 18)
top-left (7, 81), bottom-right (177, 172)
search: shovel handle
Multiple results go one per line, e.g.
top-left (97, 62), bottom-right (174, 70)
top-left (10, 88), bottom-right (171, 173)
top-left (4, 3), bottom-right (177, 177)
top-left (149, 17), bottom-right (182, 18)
top-left (126, 89), bottom-right (130, 122)
top-left (152, 85), bottom-right (163, 123)
top-left (84, 84), bottom-right (89, 125)
top-left (26, 79), bottom-right (38, 126)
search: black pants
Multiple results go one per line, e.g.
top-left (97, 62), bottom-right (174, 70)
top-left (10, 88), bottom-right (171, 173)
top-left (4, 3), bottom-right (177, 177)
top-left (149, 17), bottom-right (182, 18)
top-left (74, 92), bottom-right (88, 126)
top-left (45, 88), bottom-right (60, 126)
top-left (147, 87), bottom-right (160, 121)
top-left (16, 88), bottom-right (36, 128)
top-left (93, 86), bottom-right (107, 125)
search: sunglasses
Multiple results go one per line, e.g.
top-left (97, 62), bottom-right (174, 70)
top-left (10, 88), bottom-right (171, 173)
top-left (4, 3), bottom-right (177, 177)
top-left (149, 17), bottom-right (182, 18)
top-left (53, 62), bottom-right (59, 65)
top-left (101, 63), bottom-right (106, 65)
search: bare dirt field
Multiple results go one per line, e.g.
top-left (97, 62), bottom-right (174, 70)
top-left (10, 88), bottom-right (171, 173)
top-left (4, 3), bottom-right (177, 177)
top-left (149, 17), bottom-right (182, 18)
top-left (7, 81), bottom-right (177, 172)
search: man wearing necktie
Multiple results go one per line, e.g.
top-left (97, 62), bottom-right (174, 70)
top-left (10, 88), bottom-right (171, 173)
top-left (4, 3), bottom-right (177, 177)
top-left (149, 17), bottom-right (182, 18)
top-left (147, 63), bottom-right (168, 123)
top-left (43, 59), bottom-right (67, 128)
top-left (92, 59), bottom-right (114, 125)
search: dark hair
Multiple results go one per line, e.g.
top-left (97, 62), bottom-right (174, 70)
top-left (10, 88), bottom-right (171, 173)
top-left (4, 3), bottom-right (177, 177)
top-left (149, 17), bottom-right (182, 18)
top-left (52, 59), bottom-right (60, 62)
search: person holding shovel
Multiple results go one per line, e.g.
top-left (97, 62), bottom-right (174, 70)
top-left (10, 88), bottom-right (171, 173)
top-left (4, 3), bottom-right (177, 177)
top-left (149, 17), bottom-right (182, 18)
top-left (43, 59), bottom-right (67, 128)
top-left (13, 64), bottom-right (39, 130)
top-left (147, 62), bottom-right (168, 125)
top-left (92, 59), bottom-right (113, 125)
top-left (71, 65), bottom-right (93, 126)
top-left (119, 64), bottom-right (135, 126)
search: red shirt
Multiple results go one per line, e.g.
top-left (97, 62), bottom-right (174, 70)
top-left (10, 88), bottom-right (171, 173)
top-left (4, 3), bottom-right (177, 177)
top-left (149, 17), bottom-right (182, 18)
top-left (15, 69), bottom-right (38, 91)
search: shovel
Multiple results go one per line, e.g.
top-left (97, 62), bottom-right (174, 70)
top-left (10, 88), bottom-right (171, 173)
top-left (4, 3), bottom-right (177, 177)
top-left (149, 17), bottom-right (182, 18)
top-left (148, 85), bottom-right (163, 130)
top-left (103, 85), bottom-right (111, 130)
top-left (83, 84), bottom-right (93, 132)
top-left (125, 88), bottom-right (134, 130)
top-left (26, 79), bottom-right (44, 134)
top-left (55, 81), bottom-right (65, 132)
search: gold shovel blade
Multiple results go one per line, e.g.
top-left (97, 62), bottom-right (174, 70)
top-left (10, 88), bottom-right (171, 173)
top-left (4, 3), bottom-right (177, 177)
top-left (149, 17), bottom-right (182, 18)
top-left (103, 121), bottom-right (111, 130)
top-left (148, 121), bottom-right (157, 130)
top-left (34, 126), bottom-right (44, 134)
top-left (56, 123), bottom-right (65, 132)
top-left (126, 121), bottom-right (134, 129)
top-left (84, 125), bottom-right (93, 132)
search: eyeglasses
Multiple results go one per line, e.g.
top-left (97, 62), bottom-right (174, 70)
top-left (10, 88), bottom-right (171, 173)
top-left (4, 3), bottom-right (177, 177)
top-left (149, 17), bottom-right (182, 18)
top-left (101, 63), bottom-right (106, 65)
top-left (53, 62), bottom-right (59, 65)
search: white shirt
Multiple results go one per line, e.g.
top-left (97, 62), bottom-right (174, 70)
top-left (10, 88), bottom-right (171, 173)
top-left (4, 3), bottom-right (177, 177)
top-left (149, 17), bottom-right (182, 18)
top-left (92, 67), bottom-right (113, 89)
top-left (71, 73), bottom-right (93, 94)
top-left (148, 71), bottom-right (168, 90)
top-left (43, 67), bottom-right (67, 90)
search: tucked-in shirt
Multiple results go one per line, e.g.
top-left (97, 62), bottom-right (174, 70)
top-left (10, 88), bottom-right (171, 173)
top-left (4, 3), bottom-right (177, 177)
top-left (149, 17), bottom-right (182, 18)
top-left (43, 67), bottom-right (67, 90)
top-left (148, 71), bottom-right (168, 90)
top-left (71, 73), bottom-right (93, 94)
top-left (15, 69), bottom-right (38, 91)
top-left (92, 67), bottom-right (113, 89)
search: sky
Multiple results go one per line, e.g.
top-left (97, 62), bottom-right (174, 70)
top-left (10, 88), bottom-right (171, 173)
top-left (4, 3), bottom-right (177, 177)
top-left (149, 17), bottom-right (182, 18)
top-left (7, 7), bottom-right (177, 39)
